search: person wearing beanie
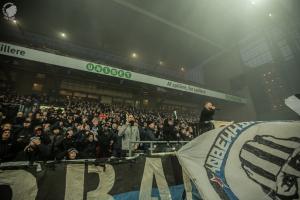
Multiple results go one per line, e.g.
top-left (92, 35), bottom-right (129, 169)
top-left (24, 136), bottom-right (50, 163)
top-left (67, 148), bottom-right (79, 160)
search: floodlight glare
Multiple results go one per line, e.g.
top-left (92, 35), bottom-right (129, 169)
top-left (132, 52), bottom-right (137, 58)
top-left (61, 32), bottom-right (66, 38)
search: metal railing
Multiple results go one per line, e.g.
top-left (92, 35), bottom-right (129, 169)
top-left (128, 140), bottom-right (190, 157)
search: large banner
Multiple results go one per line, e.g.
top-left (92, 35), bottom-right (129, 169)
top-left (0, 156), bottom-right (200, 200)
top-left (177, 121), bottom-right (300, 200)
top-left (0, 41), bottom-right (246, 104)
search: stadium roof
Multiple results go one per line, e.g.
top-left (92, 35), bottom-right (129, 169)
top-left (1, 0), bottom-right (299, 70)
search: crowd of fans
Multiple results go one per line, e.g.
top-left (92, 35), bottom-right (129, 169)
top-left (0, 82), bottom-right (199, 163)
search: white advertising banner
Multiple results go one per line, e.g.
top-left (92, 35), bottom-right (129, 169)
top-left (0, 41), bottom-right (247, 104)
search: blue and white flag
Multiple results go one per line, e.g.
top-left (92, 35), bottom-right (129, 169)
top-left (177, 121), bottom-right (300, 200)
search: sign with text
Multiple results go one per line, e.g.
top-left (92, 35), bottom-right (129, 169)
top-left (0, 42), bottom-right (247, 104)
top-left (0, 156), bottom-right (200, 200)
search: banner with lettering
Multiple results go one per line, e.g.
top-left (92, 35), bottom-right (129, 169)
top-left (0, 156), bottom-right (201, 200)
top-left (177, 121), bottom-right (300, 200)
top-left (0, 41), bottom-right (246, 103)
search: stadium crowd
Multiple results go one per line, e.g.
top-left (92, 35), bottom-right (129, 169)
top-left (0, 81), bottom-right (198, 163)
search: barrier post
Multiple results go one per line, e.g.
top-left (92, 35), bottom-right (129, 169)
top-left (129, 140), bottom-right (132, 157)
top-left (150, 142), bottom-right (153, 155)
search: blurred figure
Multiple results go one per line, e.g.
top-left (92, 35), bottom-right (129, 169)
top-left (14, 119), bottom-right (32, 150)
top-left (163, 118), bottom-right (176, 141)
top-left (13, 112), bottom-right (25, 126)
top-left (111, 122), bottom-right (122, 157)
top-left (81, 132), bottom-right (97, 159)
top-left (33, 125), bottom-right (51, 145)
top-left (0, 129), bottom-right (17, 162)
top-left (98, 123), bottom-right (113, 158)
top-left (199, 101), bottom-right (216, 133)
top-left (49, 126), bottom-right (64, 160)
top-left (181, 127), bottom-right (194, 141)
top-left (1, 122), bottom-right (12, 131)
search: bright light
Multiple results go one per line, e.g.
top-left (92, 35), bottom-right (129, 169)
top-left (159, 61), bottom-right (163, 65)
top-left (251, 1), bottom-right (255, 5)
top-left (60, 32), bottom-right (66, 38)
top-left (12, 20), bottom-right (17, 24)
top-left (268, 13), bottom-right (272, 17)
top-left (131, 52), bottom-right (137, 58)
top-left (180, 67), bottom-right (185, 72)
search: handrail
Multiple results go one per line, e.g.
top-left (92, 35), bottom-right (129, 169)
top-left (128, 140), bottom-right (189, 156)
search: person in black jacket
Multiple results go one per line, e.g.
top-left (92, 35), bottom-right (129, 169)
top-left (13, 112), bottom-right (25, 127)
top-left (98, 124), bottom-right (113, 158)
top-left (49, 126), bottom-right (64, 160)
top-left (24, 136), bottom-right (50, 163)
top-left (58, 128), bottom-right (77, 152)
top-left (111, 123), bottom-right (122, 157)
top-left (143, 120), bottom-right (158, 151)
top-left (33, 126), bottom-right (51, 145)
top-left (80, 132), bottom-right (97, 159)
top-left (163, 118), bottom-right (176, 141)
top-left (145, 120), bottom-right (158, 141)
top-left (14, 120), bottom-right (33, 150)
top-left (0, 129), bottom-right (17, 162)
top-left (199, 101), bottom-right (216, 134)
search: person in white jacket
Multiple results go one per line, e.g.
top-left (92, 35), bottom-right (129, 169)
top-left (118, 114), bottom-right (140, 154)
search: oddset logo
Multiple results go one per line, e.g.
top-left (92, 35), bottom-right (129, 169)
top-left (86, 63), bottom-right (132, 79)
